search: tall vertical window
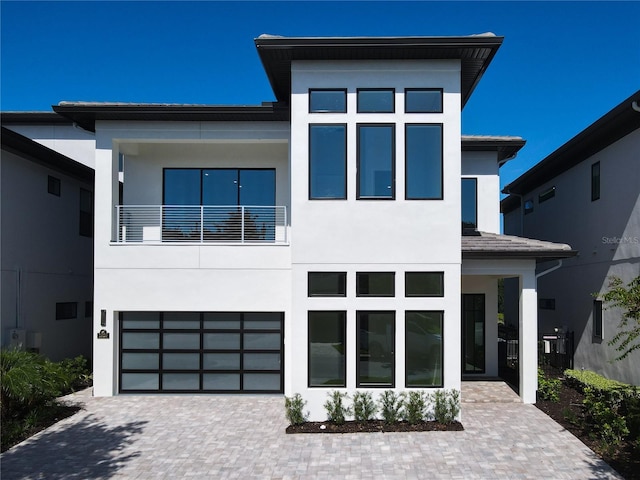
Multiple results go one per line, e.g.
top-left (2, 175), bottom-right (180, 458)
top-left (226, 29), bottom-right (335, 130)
top-left (357, 124), bottom-right (394, 199)
top-left (591, 161), bottom-right (600, 201)
top-left (461, 178), bottom-right (477, 230)
top-left (405, 311), bottom-right (443, 387)
top-left (79, 188), bottom-right (93, 237)
top-left (48, 175), bottom-right (61, 196)
top-left (593, 300), bottom-right (603, 340)
top-left (405, 124), bottom-right (443, 199)
top-left (357, 311), bottom-right (395, 387)
top-left (309, 89), bottom-right (347, 113)
top-left (308, 311), bottom-right (346, 387)
top-left (357, 89), bottom-right (394, 113)
top-left (405, 88), bottom-right (443, 113)
top-left (309, 125), bottom-right (347, 199)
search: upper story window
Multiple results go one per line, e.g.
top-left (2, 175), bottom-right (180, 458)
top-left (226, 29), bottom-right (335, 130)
top-left (461, 178), bottom-right (477, 230)
top-left (539, 186), bottom-right (555, 203)
top-left (405, 124), bottom-right (443, 200)
top-left (357, 89), bottom-right (394, 113)
top-left (48, 175), bottom-right (61, 196)
top-left (309, 89), bottom-right (347, 113)
top-left (357, 124), bottom-right (395, 199)
top-left (79, 188), bottom-right (93, 237)
top-left (309, 124), bottom-right (347, 199)
top-left (405, 88), bottom-right (443, 113)
top-left (591, 161), bottom-right (600, 201)
top-left (308, 272), bottom-right (347, 297)
top-left (405, 272), bottom-right (444, 297)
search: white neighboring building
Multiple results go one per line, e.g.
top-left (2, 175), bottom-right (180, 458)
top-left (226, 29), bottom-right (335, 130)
top-left (502, 90), bottom-right (640, 385)
top-left (1, 126), bottom-right (94, 361)
top-left (49, 34), bottom-right (575, 419)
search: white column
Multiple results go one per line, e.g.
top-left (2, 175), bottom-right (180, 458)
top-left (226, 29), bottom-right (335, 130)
top-left (519, 268), bottom-right (538, 403)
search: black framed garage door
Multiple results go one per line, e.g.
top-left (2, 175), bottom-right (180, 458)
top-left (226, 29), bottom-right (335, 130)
top-left (119, 312), bottom-right (283, 393)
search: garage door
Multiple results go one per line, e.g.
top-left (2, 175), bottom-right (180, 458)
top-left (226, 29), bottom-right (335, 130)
top-left (119, 312), bottom-right (283, 393)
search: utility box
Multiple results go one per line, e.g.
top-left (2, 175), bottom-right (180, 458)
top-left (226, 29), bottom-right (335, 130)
top-left (9, 329), bottom-right (26, 350)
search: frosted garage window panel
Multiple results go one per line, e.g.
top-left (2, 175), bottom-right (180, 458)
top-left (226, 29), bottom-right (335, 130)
top-left (309, 125), bottom-right (347, 199)
top-left (405, 124), bottom-right (442, 199)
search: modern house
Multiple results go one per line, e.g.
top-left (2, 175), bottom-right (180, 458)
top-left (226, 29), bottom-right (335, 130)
top-left (1, 125), bottom-right (94, 361)
top-left (31, 34), bottom-right (578, 419)
top-left (502, 90), bottom-right (640, 386)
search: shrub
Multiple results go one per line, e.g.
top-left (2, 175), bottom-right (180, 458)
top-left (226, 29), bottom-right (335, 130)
top-left (537, 368), bottom-right (561, 402)
top-left (402, 391), bottom-right (429, 424)
top-left (378, 390), bottom-right (403, 424)
top-left (324, 391), bottom-right (350, 424)
top-left (564, 369), bottom-right (629, 393)
top-left (583, 386), bottom-right (629, 452)
top-left (352, 392), bottom-right (377, 422)
top-left (59, 356), bottom-right (92, 391)
top-left (433, 389), bottom-right (460, 424)
top-left (284, 393), bottom-right (308, 426)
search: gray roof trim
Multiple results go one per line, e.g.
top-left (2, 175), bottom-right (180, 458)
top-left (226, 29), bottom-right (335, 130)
top-left (254, 34), bottom-right (503, 107)
top-left (462, 231), bottom-right (577, 260)
top-left (502, 90), bottom-right (640, 211)
top-left (52, 102), bottom-right (290, 132)
top-left (461, 135), bottom-right (526, 163)
top-left (1, 126), bottom-right (93, 182)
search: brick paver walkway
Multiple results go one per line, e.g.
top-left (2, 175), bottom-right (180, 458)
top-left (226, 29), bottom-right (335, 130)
top-left (1, 384), bottom-right (622, 479)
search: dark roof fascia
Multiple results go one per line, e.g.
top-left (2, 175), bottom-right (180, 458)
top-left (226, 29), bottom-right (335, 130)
top-left (1, 126), bottom-right (93, 183)
top-left (462, 136), bottom-right (526, 163)
top-left (1, 111), bottom-right (72, 125)
top-left (254, 34), bottom-right (503, 107)
top-left (503, 90), bottom-right (640, 198)
top-left (52, 102), bottom-right (291, 133)
top-left (462, 250), bottom-right (578, 261)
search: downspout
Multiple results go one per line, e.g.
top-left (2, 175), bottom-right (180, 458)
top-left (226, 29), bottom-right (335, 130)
top-left (536, 259), bottom-right (563, 280)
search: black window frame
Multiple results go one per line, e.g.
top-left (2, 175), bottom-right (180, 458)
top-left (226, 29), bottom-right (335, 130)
top-left (538, 186), bottom-right (556, 203)
top-left (308, 311), bottom-right (347, 388)
top-left (356, 123), bottom-right (395, 200)
top-left (405, 310), bottom-right (444, 388)
top-left (357, 88), bottom-right (395, 113)
top-left (593, 300), bottom-right (603, 340)
top-left (308, 124), bottom-right (347, 200)
top-left (356, 272), bottom-right (395, 297)
top-left (309, 89), bottom-right (347, 113)
top-left (79, 187), bottom-right (93, 237)
top-left (524, 199), bottom-right (534, 215)
top-left (405, 123), bottom-right (443, 200)
top-left (56, 302), bottom-right (78, 320)
top-left (48, 175), bottom-right (61, 196)
top-left (404, 88), bottom-right (443, 113)
top-left (405, 272), bottom-right (444, 297)
top-left (591, 161), bottom-right (600, 201)
top-left (461, 177), bottom-right (478, 230)
top-left (308, 272), bottom-right (347, 297)
top-left (356, 311), bottom-right (395, 388)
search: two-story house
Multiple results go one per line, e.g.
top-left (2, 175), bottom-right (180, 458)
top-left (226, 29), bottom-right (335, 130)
top-left (502, 90), bottom-right (640, 385)
top-left (51, 34), bottom-right (575, 419)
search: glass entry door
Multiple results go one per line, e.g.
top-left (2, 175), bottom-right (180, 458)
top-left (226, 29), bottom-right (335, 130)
top-left (462, 294), bottom-right (485, 374)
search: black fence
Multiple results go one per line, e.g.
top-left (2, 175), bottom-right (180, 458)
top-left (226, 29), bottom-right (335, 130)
top-left (540, 331), bottom-right (574, 370)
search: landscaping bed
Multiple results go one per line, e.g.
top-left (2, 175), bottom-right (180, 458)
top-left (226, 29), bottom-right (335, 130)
top-left (536, 367), bottom-right (640, 480)
top-left (287, 419), bottom-right (463, 434)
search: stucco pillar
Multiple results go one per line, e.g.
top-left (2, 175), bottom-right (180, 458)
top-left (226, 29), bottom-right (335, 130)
top-left (519, 269), bottom-right (538, 403)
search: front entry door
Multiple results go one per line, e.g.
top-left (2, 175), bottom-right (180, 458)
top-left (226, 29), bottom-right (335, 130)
top-left (462, 294), bottom-right (485, 374)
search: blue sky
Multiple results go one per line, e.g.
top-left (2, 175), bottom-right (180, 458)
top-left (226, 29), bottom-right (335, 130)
top-left (1, 1), bottom-right (638, 188)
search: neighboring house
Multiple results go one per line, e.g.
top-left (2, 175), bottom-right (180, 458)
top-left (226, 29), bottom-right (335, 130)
top-left (0, 126), bottom-right (94, 361)
top-left (502, 90), bottom-right (640, 385)
top-left (45, 34), bottom-right (575, 420)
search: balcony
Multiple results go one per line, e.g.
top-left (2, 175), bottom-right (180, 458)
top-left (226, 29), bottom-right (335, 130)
top-left (115, 205), bottom-right (288, 244)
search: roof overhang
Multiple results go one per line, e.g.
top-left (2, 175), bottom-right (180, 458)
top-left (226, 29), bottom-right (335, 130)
top-left (1, 111), bottom-right (72, 125)
top-left (254, 34), bottom-right (504, 107)
top-left (52, 102), bottom-right (290, 133)
top-left (502, 89), bottom-right (640, 212)
top-left (1, 126), bottom-right (93, 182)
top-left (462, 135), bottom-right (526, 164)
top-left (462, 231), bottom-right (577, 262)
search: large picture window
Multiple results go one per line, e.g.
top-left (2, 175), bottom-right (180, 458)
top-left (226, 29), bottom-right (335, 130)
top-left (357, 311), bottom-right (395, 387)
top-left (309, 125), bottom-right (347, 199)
top-left (308, 311), bottom-right (346, 387)
top-left (405, 311), bottom-right (443, 387)
top-left (357, 124), bottom-right (395, 199)
top-left (405, 124), bottom-right (442, 199)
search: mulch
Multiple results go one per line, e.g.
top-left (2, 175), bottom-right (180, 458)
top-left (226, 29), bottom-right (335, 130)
top-left (286, 419), bottom-right (464, 434)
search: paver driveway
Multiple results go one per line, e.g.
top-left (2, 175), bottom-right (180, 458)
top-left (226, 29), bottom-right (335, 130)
top-left (1, 385), bottom-right (622, 479)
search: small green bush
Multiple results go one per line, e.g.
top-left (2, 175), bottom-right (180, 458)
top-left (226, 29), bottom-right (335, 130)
top-left (402, 391), bottom-right (429, 424)
top-left (284, 393), bottom-right (308, 425)
top-left (583, 386), bottom-right (629, 452)
top-left (352, 391), bottom-right (377, 422)
top-left (537, 368), bottom-right (561, 402)
top-left (378, 390), bottom-right (403, 424)
top-left (564, 369), bottom-right (629, 393)
top-left (59, 356), bottom-right (92, 391)
top-left (324, 391), bottom-right (350, 424)
top-left (433, 389), bottom-right (460, 424)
